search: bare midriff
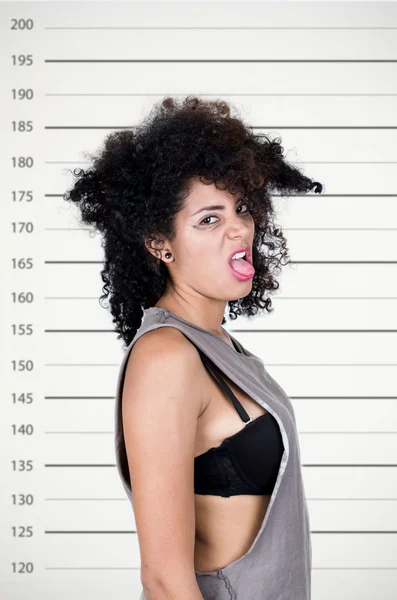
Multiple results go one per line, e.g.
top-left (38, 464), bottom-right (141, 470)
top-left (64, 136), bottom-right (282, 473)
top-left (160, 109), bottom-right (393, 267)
top-left (194, 493), bottom-right (271, 572)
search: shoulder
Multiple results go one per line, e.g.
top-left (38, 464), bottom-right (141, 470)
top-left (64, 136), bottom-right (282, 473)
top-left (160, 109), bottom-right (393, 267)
top-left (123, 325), bottom-right (205, 415)
top-left (129, 325), bottom-right (201, 366)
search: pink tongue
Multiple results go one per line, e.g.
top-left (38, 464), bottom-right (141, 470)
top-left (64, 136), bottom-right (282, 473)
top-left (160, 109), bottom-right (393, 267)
top-left (230, 258), bottom-right (255, 276)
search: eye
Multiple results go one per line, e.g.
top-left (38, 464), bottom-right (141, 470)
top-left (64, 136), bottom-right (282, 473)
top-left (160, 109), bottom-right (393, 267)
top-left (199, 203), bottom-right (251, 226)
top-left (237, 202), bottom-right (250, 214)
top-left (199, 215), bottom-right (217, 225)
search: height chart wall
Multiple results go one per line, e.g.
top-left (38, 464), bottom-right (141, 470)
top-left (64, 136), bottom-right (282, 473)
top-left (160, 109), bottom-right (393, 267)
top-left (1, 1), bottom-right (397, 599)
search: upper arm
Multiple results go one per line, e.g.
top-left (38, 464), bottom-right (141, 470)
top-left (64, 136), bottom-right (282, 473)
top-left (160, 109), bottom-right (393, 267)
top-left (121, 327), bottom-right (203, 587)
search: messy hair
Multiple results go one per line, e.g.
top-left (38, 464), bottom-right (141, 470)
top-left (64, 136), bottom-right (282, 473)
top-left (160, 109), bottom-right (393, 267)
top-left (64, 96), bottom-right (323, 349)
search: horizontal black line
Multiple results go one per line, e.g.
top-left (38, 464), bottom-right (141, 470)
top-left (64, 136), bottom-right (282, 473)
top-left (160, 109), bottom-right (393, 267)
top-left (275, 297), bottom-right (397, 300)
top-left (44, 566), bottom-right (397, 571)
top-left (45, 227), bottom-right (397, 231)
top-left (44, 363), bottom-right (397, 367)
top-left (41, 565), bottom-right (397, 570)
top-left (43, 529), bottom-right (397, 534)
top-left (45, 363), bottom-right (119, 366)
top-left (45, 396), bottom-right (114, 399)
top-left (44, 260), bottom-right (397, 265)
top-left (43, 430), bottom-right (397, 435)
top-left (45, 464), bottom-right (115, 467)
top-left (45, 497), bottom-right (128, 501)
top-left (45, 59), bottom-right (397, 63)
top-left (45, 567), bottom-right (141, 570)
top-left (46, 228), bottom-right (397, 234)
top-left (44, 26), bottom-right (397, 30)
top-left (45, 431), bottom-right (112, 434)
top-left (279, 228), bottom-right (397, 231)
top-left (290, 396), bottom-right (397, 400)
top-left (43, 296), bottom-right (397, 300)
top-left (252, 126), bottom-right (397, 132)
top-left (46, 193), bottom-right (397, 198)
top-left (45, 529), bottom-right (137, 533)
top-left (46, 329), bottom-right (114, 332)
top-left (44, 396), bottom-right (397, 400)
top-left (235, 329), bottom-right (397, 333)
top-left (44, 497), bottom-right (397, 501)
top-left (309, 498), bottom-right (397, 501)
top-left (44, 125), bottom-right (397, 130)
top-left (45, 463), bottom-right (397, 468)
top-left (46, 159), bottom-right (397, 164)
top-left (44, 93), bottom-right (397, 97)
top-left (40, 566), bottom-right (397, 572)
top-left (304, 464), bottom-right (397, 467)
top-left (312, 531), bottom-right (397, 534)
top-left (301, 432), bottom-right (397, 434)
top-left (44, 329), bottom-right (397, 333)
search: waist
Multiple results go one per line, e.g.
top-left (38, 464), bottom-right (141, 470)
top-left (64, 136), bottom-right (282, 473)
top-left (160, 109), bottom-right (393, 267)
top-left (194, 493), bottom-right (271, 571)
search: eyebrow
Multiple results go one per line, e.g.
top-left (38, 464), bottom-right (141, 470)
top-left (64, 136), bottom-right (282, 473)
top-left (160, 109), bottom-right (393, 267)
top-left (191, 198), bottom-right (241, 217)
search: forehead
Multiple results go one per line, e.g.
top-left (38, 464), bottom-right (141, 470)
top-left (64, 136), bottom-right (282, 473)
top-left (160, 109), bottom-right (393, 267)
top-left (181, 178), bottom-right (242, 212)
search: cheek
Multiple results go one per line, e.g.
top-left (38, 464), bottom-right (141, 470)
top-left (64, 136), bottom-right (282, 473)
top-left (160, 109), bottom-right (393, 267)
top-left (195, 254), bottom-right (227, 279)
top-left (182, 248), bottom-right (223, 276)
top-left (179, 231), bottom-right (227, 275)
top-left (181, 235), bottom-right (215, 265)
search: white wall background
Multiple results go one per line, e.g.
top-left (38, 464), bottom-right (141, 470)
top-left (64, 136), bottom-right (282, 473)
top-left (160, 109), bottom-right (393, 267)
top-left (1, 1), bottom-right (397, 599)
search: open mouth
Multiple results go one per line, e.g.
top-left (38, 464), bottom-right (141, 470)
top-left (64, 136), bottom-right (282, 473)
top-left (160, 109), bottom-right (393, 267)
top-left (228, 249), bottom-right (255, 279)
top-left (227, 245), bottom-right (253, 265)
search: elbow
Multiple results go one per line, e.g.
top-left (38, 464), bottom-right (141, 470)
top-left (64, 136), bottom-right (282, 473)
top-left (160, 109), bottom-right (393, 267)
top-left (141, 579), bottom-right (171, 600)
top-left (141, 568), bottom-right (201, 599)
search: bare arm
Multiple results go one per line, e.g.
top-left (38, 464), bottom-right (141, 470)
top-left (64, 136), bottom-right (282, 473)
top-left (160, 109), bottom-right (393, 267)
top-left (122, 327), bottom-right (205, 600)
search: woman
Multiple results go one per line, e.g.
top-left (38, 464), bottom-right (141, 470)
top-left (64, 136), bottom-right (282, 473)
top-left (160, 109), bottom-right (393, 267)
top-left (65, 96), bottom-right (323, 600)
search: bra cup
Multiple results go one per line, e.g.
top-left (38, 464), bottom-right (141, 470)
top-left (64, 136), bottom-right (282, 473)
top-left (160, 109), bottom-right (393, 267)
top-left (225, 413), bottom-right (285, 490)
top-left (194, 413), bottom-right (285, 496)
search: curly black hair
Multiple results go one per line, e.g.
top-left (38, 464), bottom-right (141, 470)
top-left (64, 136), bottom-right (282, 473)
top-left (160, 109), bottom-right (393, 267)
top-left (63, 96), bottom-right (323, 349)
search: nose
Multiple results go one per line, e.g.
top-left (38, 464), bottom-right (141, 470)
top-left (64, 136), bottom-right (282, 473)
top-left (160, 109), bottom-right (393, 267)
top-left (226, 213), bottom-right (251, 239)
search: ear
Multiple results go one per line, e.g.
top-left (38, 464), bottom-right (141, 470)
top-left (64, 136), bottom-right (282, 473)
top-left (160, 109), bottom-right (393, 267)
top-left (144, 237), bottom-right (167, 262)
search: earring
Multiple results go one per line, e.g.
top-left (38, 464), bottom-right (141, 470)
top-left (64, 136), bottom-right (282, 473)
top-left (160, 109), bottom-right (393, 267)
top-left (165, 252), bottom-right (172, 260)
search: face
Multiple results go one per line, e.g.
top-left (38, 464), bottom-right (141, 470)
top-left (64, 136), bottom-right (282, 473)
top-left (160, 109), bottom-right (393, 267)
top-left (159, 178), bottom-right (256, 303)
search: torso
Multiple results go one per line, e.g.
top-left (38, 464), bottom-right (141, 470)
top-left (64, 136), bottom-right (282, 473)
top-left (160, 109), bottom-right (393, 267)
top-left (193, 352), bottom-right (271, 573)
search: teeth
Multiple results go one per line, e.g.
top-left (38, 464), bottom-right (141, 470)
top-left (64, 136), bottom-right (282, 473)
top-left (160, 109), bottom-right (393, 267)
top-left (231, 251), bottom-right (246, 260)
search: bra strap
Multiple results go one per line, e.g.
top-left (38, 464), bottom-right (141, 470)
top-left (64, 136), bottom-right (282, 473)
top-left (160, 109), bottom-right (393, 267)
top-left (195, 347), bottom-right (251, 424)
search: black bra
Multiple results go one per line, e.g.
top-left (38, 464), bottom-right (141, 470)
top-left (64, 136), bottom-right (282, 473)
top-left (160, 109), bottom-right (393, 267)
top-left (188, 337), bottom-right (285, 498)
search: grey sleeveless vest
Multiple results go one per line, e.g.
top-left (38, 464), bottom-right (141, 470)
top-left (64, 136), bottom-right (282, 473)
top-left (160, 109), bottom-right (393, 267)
top-left (114, 306), bottom-right (312, 600)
